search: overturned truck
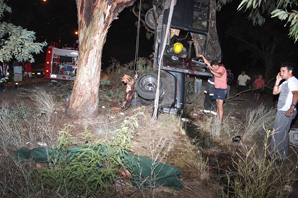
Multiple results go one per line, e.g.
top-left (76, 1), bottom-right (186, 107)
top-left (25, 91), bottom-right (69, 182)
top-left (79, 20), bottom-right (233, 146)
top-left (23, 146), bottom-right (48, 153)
top-left (135, 0), bottom-right (221, 114)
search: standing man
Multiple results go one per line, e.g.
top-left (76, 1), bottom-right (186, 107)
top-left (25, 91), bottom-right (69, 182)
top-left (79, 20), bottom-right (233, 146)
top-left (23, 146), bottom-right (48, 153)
top-left (199, 54), bottom-right (227, 124)
top-left (271, 63), bottom-right (298, 162)
top-left (237, 71), bottom-right (251, 99)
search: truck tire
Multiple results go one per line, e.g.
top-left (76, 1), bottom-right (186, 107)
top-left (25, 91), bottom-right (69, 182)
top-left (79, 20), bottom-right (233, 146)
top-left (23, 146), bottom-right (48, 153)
top-left (136, 73), bottom-right (163, 100)
top-left (139, 97), bottom-right (154, 106)
top-left (145, 8), bottom-right (156, 30)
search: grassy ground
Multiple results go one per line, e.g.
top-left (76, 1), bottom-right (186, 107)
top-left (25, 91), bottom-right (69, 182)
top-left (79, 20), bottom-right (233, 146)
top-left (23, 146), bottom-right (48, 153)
top-left (0, 68), bottom-right (298, 197)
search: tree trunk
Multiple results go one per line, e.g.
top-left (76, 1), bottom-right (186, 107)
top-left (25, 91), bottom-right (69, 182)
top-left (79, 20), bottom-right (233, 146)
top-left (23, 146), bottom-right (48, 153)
top-left (67, 0), bottom-right (136, 117)
top-left (264, 42), bottom-right (277, 82)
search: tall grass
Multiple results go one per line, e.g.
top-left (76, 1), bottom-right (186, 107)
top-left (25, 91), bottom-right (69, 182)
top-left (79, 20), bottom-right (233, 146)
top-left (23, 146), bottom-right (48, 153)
top-left (0, 99), bottom-right (57, 197)
top-left (243, 104), bottom-right (275, 143)
top-left (223, 130), bottom-right (298, 198)
top-left (0, 95), bottom-right (146, 197)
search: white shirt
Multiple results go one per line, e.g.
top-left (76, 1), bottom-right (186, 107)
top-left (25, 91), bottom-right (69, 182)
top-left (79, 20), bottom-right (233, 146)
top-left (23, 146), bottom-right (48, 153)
top-left (277, 76), bottom-right (298, 111)
top-left (238, 74), bottom-right (251, 86)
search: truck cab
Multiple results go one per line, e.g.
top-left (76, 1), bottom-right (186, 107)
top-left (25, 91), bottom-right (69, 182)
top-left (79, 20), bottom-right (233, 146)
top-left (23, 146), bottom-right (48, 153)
top-left (136, 0), bottom-right (221, 114)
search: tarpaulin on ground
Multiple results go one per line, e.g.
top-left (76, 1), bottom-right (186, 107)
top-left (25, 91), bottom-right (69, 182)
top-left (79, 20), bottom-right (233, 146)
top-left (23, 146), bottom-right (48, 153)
top-left (13, 145), bottom-right (183, 190)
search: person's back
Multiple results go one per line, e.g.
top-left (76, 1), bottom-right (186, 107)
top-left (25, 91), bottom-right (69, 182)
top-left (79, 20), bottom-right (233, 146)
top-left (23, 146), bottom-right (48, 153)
top-left (214, 65), bottom-right (227, 89)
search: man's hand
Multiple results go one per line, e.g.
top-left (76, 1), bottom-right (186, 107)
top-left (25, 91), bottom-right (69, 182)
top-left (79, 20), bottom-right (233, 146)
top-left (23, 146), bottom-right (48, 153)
top-left (285, 106), bottom-right (295, 117)
top-left (276, 72), bottom-right (282, 81)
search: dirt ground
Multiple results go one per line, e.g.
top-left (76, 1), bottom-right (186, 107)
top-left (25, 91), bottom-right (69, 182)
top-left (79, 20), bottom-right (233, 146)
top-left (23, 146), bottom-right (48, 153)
top-left (1, 80), bottom-right (298, 197)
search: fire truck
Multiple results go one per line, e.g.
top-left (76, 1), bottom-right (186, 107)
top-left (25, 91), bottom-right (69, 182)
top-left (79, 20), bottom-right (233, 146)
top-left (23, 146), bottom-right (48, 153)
top-left (44, 42), bottom-right (78, 81)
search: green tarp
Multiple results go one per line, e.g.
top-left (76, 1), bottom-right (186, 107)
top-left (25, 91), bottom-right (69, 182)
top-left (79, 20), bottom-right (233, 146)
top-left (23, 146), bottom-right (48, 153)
top-left (13, 145), bottom-right (183, 190)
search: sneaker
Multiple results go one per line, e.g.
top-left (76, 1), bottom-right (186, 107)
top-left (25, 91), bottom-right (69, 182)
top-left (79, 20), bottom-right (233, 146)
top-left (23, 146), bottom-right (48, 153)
top-left (210, 111), bottom-right (217, 115)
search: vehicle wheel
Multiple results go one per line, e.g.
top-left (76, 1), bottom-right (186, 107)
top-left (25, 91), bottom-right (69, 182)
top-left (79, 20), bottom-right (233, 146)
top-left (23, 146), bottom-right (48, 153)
top-left (136, 73), bottom-right (163, 100)
top-left (139, 97), bottom-right (154, 106)
top-left (145, 8), bottom-right (156, 30)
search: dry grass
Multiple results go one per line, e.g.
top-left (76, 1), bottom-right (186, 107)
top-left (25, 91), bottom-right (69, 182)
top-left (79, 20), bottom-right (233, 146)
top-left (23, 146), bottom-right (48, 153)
top-left (21, 87), bottom-right (60, 116)
top-left (243, 104), bottom-right (275, 143)
top-left (0, 100), bottom-right (58, 197)
top-left (223, 133), bottom-right (298, 198)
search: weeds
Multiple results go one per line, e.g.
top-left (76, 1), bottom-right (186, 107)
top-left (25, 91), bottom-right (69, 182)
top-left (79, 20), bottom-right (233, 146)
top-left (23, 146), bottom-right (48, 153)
top-left (243, 104), bottom-right (275, 142)
top-left (223, 129), bottom-right (298, 198)
top-left (22, 87), bottom-right (58, 116)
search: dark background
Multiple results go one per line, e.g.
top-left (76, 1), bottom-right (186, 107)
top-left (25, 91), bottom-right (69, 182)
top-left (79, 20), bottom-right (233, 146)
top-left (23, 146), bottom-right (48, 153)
top-left (4, 0), bottom-right (298, 80)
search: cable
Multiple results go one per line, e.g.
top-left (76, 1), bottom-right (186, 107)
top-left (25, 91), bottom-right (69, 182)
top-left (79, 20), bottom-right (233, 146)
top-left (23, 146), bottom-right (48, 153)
top-left (151, 0), bottom-right (176, 122)
top-left (133, 0), bottom-right (142, 79)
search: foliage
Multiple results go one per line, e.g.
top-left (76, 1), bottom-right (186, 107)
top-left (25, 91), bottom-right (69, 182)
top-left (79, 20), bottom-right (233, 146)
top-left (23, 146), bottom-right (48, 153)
top-left (217, 0), bottom-right (298, 42)
top-left (0, 0), bottom-right (47, 63)
top-left (0, 96), bottom-right (146, 197)
top-left (223, 130), bottom-right (298, 198)
top-left (35, 113), bottom-right (142, 197)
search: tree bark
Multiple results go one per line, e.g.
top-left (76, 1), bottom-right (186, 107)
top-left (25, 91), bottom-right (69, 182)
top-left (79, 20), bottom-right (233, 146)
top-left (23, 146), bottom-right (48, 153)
top-left (67, 0), bottom-right (136, 117)
top-left (264, 42), bottom-right (277, 82)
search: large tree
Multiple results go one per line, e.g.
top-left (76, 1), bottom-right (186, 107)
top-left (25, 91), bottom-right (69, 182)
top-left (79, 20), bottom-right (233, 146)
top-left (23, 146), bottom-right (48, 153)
top-left (67, 0), bottom-right (136, 117)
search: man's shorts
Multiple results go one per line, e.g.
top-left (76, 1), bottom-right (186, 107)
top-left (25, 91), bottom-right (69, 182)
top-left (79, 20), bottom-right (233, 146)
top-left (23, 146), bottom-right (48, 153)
top-left (238, 85), bottom-right (246, 93)
top-left (24, 72), bottom-right (32, 78)
top-left (213, 88), bottom-right (227, 101)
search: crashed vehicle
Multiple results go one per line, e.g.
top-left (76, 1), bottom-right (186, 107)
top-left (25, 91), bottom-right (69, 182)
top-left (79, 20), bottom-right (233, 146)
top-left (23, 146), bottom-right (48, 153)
top-left (136, 0), bottom-right (221, 114)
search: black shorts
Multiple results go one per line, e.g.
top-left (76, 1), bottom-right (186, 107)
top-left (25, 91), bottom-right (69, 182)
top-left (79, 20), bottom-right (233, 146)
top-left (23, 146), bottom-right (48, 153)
top-left (255, 88), bottom-right (265, 94)
top-left (213, 88), bottom-right (227, 101)
top-left (238, 85), bottom-right (246, 93)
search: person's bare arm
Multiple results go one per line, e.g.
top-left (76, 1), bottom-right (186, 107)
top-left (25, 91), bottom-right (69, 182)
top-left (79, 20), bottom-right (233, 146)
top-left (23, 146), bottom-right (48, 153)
top-left (285, 91), bottom-right (298, 117)
top-left (208, 66), bottom-right (224, 78)
top-left (273, 72), bottom-right (282, 95)
top-left (197, 54), bottom-right (210, 66)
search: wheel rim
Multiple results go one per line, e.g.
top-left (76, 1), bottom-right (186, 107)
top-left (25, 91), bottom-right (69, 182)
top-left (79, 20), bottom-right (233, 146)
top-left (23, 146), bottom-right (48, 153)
top-left (140, 76), bottom-right (158, 92)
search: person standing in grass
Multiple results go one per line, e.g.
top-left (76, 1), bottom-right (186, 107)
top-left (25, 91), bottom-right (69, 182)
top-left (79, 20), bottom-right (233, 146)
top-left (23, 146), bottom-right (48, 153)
top-left (237, 71), bottom-right (251, 99)
top-left (271, 63), bottom-right (298, 162)
top-left (253, 74), bottom-right (265, 102)
top-left (198, 54), bottom-right (227, 124)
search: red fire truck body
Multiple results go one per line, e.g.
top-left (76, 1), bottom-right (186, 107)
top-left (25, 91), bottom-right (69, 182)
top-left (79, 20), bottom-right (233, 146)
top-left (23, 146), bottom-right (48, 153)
top-left (44, 44), bottom-right (78, 81)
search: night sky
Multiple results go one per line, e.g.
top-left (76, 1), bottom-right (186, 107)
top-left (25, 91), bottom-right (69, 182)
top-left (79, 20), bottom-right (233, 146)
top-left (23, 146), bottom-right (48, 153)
top-left (5, 0), bottom-right (298, 80)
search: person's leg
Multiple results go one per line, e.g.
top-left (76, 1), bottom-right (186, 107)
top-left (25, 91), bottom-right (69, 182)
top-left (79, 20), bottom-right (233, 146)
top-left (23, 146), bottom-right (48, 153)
top-left (216, 99), bottom-right (224, 124)
top-left (237, 87), bottom-right (241, 99)
top-left (28, 72), bottom-right (32, 84)
top-left (203, 91), bottom-right (212, 113)
top-left (243, 88), bottom-right (246, 99)
top-left (256, 93), bottom-right (260, 102)
top-left (227, 85), bottom-right (230, 98)
top-left (271, 110), bottom-right (297, 161)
